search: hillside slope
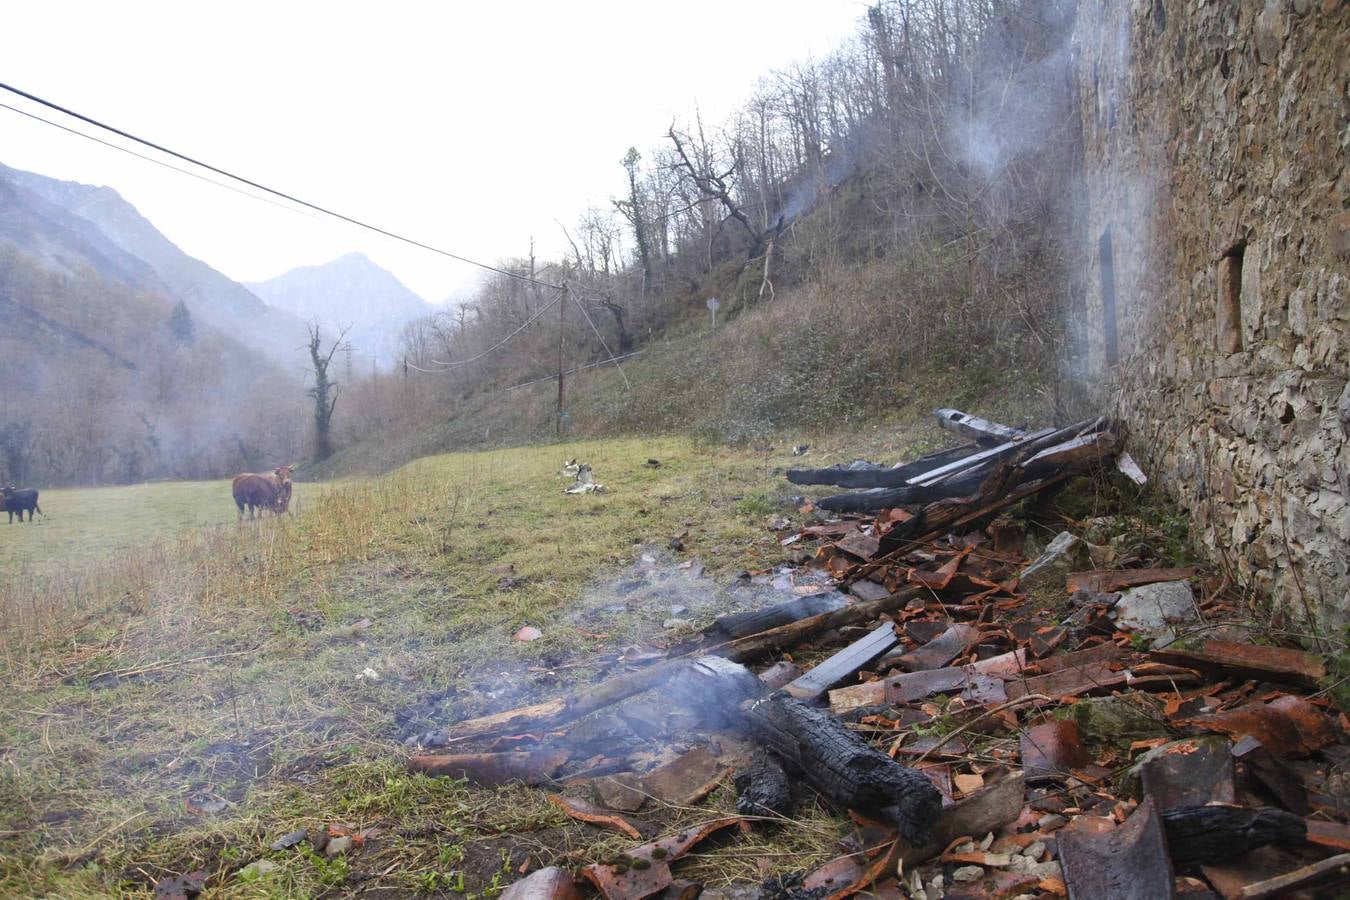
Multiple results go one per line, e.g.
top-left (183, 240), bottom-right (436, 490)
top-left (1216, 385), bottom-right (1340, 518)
top-left (2, 163), bottom-right (312, 370)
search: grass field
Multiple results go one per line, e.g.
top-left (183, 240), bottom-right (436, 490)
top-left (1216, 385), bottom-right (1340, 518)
top-left (0, 479), bottom-right (255, 574)
top-left (0, 431), bottom-right (946, 898)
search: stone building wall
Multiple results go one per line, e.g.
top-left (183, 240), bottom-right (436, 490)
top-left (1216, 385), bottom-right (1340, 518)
top-left (1071, 0), bottom-right (1348, 626)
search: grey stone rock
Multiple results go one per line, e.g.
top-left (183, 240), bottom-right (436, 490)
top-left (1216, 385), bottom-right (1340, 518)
top-left (238, 860), bottom-right (278, 879)
top-left (1110, 580), bottom-right (1198, 645)
top-left (325, 836), bottom-right (353, 856)
top-left (1017, 532), bottom-right (1089, 594)
top-left (951, 866), bottom-right (984, 883)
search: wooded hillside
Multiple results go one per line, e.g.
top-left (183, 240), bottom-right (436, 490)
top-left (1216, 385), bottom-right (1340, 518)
top-left (326, 0), bottom-right (1083, 467)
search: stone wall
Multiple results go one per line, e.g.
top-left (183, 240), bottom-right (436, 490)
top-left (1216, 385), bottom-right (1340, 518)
top-left (1072, 0), bottom-right (1348, 626)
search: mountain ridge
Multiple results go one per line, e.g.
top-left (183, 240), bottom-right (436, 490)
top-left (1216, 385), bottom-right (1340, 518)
top-left (247, 252), bottom-right (433, 367)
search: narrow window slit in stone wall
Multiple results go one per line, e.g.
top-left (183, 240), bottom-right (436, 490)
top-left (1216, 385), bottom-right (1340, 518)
top-left (1217, 242), bottom-right (1245, 353)
top-left (1098, 229), bottom-right (1119, 367)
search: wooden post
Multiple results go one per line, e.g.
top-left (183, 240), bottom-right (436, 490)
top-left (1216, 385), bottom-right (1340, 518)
top-left (556, 285), bottom-right (567, 438)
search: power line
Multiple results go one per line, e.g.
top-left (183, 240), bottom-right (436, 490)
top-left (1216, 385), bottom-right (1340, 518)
top-left (570, 294), bottom-right (632, 395)
top-left (0, 81), bottom-right (563, 290)
top-left (413, 288), bottom-right (565, 370)
top-left (0, 100), bottom-right (315, 218)
top-left (502, 350), bottom-right (645, 391)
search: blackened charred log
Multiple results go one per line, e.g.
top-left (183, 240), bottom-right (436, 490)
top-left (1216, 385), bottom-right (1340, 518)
top-left (749, 692), bottom-right (942, 845)
top-left (785, 444), bottom-right (979, 488)
top-left (734, 749), bottom-right (793, 818)
top-left (675, 657), bottom-right (942, 846)
top-left (814, 465), bottom-right (992, 513)
top-left (1160, 804), bottom-right (1307, 866)
top-left (696, 593), bottom-right (848, 645)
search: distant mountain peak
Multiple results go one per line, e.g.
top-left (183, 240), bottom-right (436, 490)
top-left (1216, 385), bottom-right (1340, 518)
top-left (246, 254), bottom-right (431, 367)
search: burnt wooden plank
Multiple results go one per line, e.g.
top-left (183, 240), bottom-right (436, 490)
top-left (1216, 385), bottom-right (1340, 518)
top-left (786, 444), bottom-right (979, 488)
top-left (908, 427), bottom-right (1059, 486)
top-left (1161, 805), bottom-right (1306, 866)
top-left (693, 593), bottom-right (849, 644)
top-left (782, 622), bottom-right (898, 702)
top-left (934, 408), bottom-right (1029, 445)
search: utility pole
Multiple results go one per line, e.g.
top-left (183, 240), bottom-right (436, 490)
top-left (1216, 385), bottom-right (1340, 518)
top-left (342, 341), bottom-right (355, 384)
top-left (556, 285), bottom-right (567, 438)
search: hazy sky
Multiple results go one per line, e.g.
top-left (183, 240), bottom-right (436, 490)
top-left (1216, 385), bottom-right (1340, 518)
top-left (0, 1), bottom-right (866, 303)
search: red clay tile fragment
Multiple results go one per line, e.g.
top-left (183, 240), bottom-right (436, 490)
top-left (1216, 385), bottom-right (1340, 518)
top-left (580, 817), bottom-right (744, 900)
top-left (500, 866), bottom-right (583, 900)
top-left (1150, 640), bottom-right (1326, 689)
top-left (1183, 695), bottom-right (1336, 758)
top-left (547, 794), bottom-right (641, 839)
top-left (641, 747), bottom-right (725, 806)
top-left (1020, 720), bottom-right (1089, 784)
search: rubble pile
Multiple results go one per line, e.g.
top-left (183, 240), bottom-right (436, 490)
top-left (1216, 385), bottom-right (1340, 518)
top-left (407, 410), bottom-right (1348, 900)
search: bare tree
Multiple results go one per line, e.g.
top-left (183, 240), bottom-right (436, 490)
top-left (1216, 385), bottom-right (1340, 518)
top-left (307, 322), bottom-right (350, 461)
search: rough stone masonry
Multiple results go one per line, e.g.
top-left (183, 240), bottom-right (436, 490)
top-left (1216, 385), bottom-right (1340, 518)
top-left (1072, 0), bottom-right (1348, 626)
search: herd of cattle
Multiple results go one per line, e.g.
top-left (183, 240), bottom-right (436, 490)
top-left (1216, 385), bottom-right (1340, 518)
top-left (1, 465), bottom-right (295, 525)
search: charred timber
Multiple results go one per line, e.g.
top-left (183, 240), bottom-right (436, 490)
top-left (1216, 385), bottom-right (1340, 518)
top-left (675, 657), bottom-right (942, 846)
top-left (815, 464), bottom-right (991, 512)
top-left (1160, 805), bottom-right (1307, 865)
top-left (785, 444), bottom-right (979, 488)
top-left (933, 408), bottom-right (1028, 445)
top-left (695, 593), bottom-right (848, 645)
top-left (733, 749), bottom-right (792, 818)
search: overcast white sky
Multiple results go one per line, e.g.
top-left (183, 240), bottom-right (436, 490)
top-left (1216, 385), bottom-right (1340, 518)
top-left (0, 1), bottom-right (866, 303)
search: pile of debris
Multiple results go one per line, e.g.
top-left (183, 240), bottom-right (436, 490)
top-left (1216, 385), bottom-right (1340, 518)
top-left (408, 409), bottom-right (1348, 900)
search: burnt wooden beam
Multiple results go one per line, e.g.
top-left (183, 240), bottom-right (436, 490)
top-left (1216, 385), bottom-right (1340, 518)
top-left (908, 426), bottom-right (1059, 486)
top-left (933, 408), bottom-right (1028, 445)
top-left (1160, 805), bottom-right (1306, 866)
top-left (676, 656), bottom-right (942, 846)
top-left (786, 444), bottom-right (979, 488)
top-left (733, 748), bottom-right (792, 817)
top-left (815, 464), bottom-right (991, 513)
top-left (690, 593), bottom-right (848, 646)
top-left (443, 588), bottom-right (920, 743)
top-left (713, 587), bottom-right (921, 662)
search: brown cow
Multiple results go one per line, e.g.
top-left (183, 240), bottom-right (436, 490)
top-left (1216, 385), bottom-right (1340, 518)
top-left (231, 465), bottom-right (294, 520)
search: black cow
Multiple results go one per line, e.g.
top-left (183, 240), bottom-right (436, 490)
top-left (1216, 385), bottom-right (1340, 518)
top-left (2, 484), bottom-right (41, 523)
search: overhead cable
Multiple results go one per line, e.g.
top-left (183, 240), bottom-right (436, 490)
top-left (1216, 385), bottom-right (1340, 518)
top-left (0, 100), bottom-right (313, 218)
top-left (0, 81), bottom-right (563, 289)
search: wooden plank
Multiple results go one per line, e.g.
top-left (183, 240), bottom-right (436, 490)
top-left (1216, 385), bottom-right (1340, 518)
top-left (1149, 640), bottom-right (1325, 689)
top-left (786, 444), bottom-right (979, 488)
top-left (783, 622), bottom-right (898, 702)
top-left (1238, 854), bottom-right (1350, 899)
top-left (907, 427), bottom-right (1057, 486)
